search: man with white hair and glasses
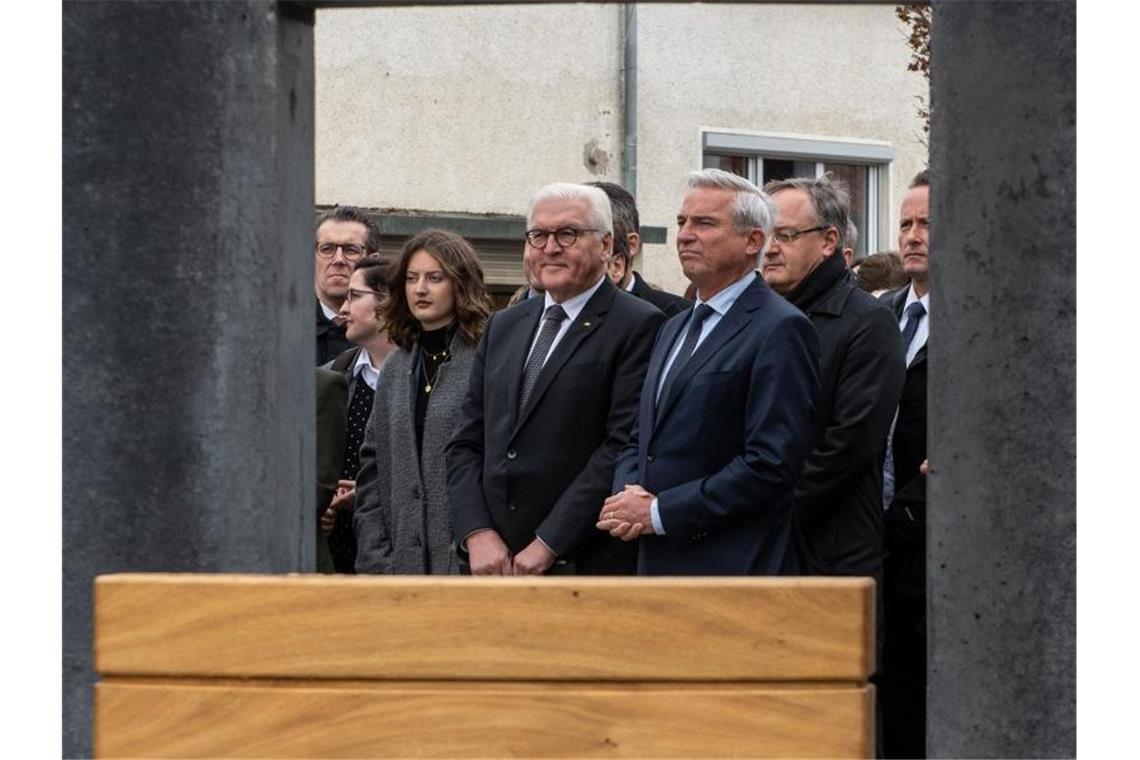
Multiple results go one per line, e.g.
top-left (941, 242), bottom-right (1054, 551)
top-left (447, 183), bottom-right (665, 576)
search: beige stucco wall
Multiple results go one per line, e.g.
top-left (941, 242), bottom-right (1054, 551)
top-left (315, 3), bottom-right (928, 294)
top-left (315, 4), bottom-right (623, 215)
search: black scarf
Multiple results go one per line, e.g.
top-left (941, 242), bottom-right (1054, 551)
top-left (785, 250), bottom-right (849, 311)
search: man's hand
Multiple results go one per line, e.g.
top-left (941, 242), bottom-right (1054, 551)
top-left (597, 485), bottom-right (655, 542)
top-left (512, 538), bottom-right (557, 575)
top-left (467, 529), bottom-right (513, 576)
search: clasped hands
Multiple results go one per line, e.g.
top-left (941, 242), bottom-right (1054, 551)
top-left (596, 484), bottom-right (655, 541)
top-left (467, 530), bottom-right (556, 576)
top-left (467, 485), bottom-right (656, 575)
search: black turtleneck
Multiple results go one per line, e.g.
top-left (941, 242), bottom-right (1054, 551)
top-left (414, 323), bottom-right (456, 455)
top-left (786, 250), bottom-right (850, 312)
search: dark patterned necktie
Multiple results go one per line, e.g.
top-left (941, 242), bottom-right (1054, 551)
top-left (519, 304), bottom-right (567, 409)
top-left (656, 303), bottom-right (715, 407)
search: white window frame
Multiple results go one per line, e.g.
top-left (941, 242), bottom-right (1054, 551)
top-left (701, 129), bottom-right (894, 255)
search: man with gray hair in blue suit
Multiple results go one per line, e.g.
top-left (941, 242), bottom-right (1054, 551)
top-left (600, 169), bottom-right (820, 575)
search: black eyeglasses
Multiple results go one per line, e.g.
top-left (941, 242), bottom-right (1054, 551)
top-left (316, 242), bottom-right (367, 260)
top-left (771, 226), bottom-right (829, 244)
top-left (525, 227), bottom-right (604, 248)
top-left (345, 287), bottom-right (384, 303)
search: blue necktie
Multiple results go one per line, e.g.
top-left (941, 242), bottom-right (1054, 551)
top-left (900, 301), bottom-right (926, 355)
top-left (656, 304), bottom-right (715, 407)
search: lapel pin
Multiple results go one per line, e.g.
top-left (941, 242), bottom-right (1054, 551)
top-left (582, 322), bottom-right (592, 328)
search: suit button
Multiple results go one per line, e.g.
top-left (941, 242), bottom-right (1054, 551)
top-left (646, 454), bottom-right (655, 463)
top-left (506, 449), bottom-right (517, 460)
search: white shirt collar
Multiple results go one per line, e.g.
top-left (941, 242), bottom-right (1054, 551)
top-left (352, 347), bottom-right (381, 390)
top-left (904, 283), bottom-right (930, 314)
top-left (696, 270), bottom-right (756, 317)
top-left (544, 275), bottom-right (607, 322)
top-left (318, 299), bottom-right (340, 321)
top-left (624, 274), bottom-right (636, 292)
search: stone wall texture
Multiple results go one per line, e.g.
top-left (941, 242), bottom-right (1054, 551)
top-left (928, 1), bottom-right (1076, 756)
top-left (62, 2), bottom-right (314, 755)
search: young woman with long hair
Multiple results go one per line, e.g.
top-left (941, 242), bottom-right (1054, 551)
top-left (352, 229), bottom-right (493, 574)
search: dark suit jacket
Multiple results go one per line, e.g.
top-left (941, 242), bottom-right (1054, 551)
top-left (880, 285), bottom-right (928, 598)
top-left (629, 271), bottom-right (690, 317)
top-left (446, 278), bottom-right (666, 574)
top-left (316, 301), bottom-right (353, 365)
top-left (786, 255), bottom-right (906, 578)
top-left (613, 274), bottom-right (821, 575)
top-left (316, 368), bottom-right (348, 573)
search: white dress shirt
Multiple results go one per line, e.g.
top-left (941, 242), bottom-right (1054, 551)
top-left (319, 300), bottom-right (340, 321)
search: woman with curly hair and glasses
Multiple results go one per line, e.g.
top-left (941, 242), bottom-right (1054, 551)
top-left (353, 229), bottom-right (493, 574)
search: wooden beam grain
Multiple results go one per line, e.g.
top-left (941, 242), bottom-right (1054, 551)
top-left (94, 574), bottom-right (874, 681)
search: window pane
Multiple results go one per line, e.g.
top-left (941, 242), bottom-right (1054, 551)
top-left (761, 159), bottom-right (817, 186)
top-left (824, 163), bottom-right (869, 257)
top-left (703, 153), bottom-right (749, 180)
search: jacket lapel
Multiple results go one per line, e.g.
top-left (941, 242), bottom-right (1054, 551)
top-left (652, 278), bottom-right (766, 433)
top-left (512, 281), bottom-right (614, 434)
top-left (643, 311), bottom-right (688, 434)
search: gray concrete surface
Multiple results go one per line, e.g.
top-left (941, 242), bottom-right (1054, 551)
top-left (62, 2), bottom-right (314, 756)
top-left (928, 1), bottom-right (1076, 756)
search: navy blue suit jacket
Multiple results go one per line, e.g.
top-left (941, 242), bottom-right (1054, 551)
top-left (613, 274), bottom-right (821, 575)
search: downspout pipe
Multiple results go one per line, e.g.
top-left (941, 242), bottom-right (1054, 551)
top-left (621, 3), bottom-right (637, 196)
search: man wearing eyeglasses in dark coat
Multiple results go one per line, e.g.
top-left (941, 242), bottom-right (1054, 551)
top-left (313, 205), bottom-right (381, 364)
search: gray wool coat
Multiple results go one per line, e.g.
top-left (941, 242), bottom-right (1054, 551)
top-left (353, 336), bottom-right (476, 574)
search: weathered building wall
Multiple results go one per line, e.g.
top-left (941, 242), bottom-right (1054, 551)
top-left (314, 4), bottom-right (928, 293)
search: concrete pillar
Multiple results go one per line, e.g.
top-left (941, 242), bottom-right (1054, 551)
top-left (928, 1), bottom-right (1075, 757)
top-left (62, 2), bottom-right (314, 755)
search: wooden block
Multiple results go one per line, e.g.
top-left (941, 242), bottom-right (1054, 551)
top-left (94, 574), bottom-right (874, 681)
top-left (95, 680), bottom-right (874, 758)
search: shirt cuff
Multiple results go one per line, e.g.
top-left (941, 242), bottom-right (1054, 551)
top-left (650, 498), bottom-right (665, 535)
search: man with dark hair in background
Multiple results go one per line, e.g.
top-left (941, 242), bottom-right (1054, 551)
top-left (314, 205), bottom-right (382, 364)
top-left (588, 181), bottom-right (690, 317)
top-left (879, 169), bottom-right (932, 759)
